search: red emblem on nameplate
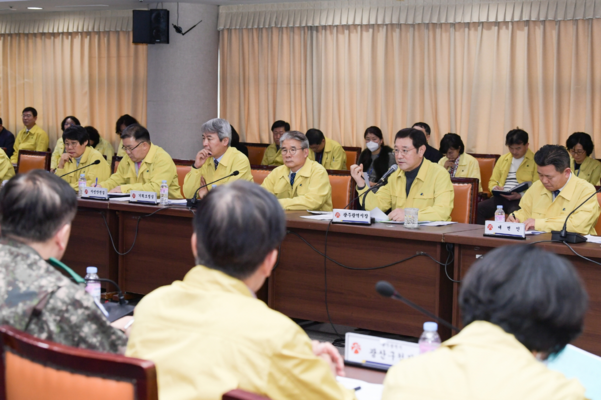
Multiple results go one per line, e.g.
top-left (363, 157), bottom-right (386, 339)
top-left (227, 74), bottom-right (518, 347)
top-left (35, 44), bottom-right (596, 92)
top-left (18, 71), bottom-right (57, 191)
top-left (85, 189), bottom-right (88, 194)
top-left (351, 342), bottom-right (361, 354)
top-left (487, 224), bottom-right (493, 230)
top-left (335, 212), bottom-right (341, 218)
top-left (132, 193), bottom-right (136, 199)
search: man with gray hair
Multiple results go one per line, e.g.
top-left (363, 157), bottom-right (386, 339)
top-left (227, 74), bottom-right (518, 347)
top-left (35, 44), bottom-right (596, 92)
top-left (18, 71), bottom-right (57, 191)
top-left (183, 118), bottom-right (253, 200)
top-left (261, 131), bottom-right (333, 211)
top-left (0, 170), bottom-right (129, 353)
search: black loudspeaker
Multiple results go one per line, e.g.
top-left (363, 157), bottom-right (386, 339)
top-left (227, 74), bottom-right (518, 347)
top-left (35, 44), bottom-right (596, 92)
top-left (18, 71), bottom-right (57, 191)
top-left (133, 10), bottom-right (169, 44)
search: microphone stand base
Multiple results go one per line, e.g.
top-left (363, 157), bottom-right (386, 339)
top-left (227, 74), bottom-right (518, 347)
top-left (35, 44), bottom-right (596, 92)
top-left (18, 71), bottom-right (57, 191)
top-left (551, 231), bottom-right (587, 244)
top-left (186, 199), bottom-right (197, 208)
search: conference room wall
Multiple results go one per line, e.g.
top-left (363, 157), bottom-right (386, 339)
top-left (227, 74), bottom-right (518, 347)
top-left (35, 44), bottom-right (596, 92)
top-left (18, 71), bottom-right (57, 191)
top-left (146, 2), bottom-right (219, 160)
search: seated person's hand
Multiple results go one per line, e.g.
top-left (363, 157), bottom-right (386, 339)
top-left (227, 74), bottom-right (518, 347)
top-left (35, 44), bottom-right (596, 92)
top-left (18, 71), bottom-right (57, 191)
top-left (57, 153), bottom-right (72, 170)
top-left (109, 186), bottom-right (123, 194)
top-left (350, 164), bottom-right (365, 188)
top-left (111, 316), bottom-right (134, 336)
top-left (197, 177), bottom-right (209, 199)
top-left (500, 191), bottom-right (521, 201)
top-left (506, 213), bottom-right (518, 223)
top-left (312, 340), bottom-right (345, 377)
top-left (443, 160), bottom-right (455, 169)
top-left (388, 208), bottom-right (405, 222)
top-left (524, 218), bottom-right (536, 231)
top-left (492, 186), bottom-right (503, 191)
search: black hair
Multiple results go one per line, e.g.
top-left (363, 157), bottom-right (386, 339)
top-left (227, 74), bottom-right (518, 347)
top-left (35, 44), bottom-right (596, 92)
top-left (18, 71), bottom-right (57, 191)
top-left (505, 128), bottom-right (529, 146)
top-left (194, 181), bottom-right (286, 280)
top-left (0, 170), bottom-right (77, 242)
top-left (395, 128), bottom-right (427, 150)
top-left (306, 129), bottom-right (325, 146)
top-left (364, 126), bottom-right (383, 141)
top-left (115, 114), bottom-right (139, 135)
top-left (412, 122), bottom-right (431, 136)
top-left (439, 133), bottom-right (465, 155)
top-left (85, 126), bottom-right (100, 148)
top-left (566, 132), bottom-right (594, 157)
top-left (62, 126), bottom-right (89, 145)
top-left (60, 116), bottom-right (81, 131)
top-left (271, 120), bottom-right (290, 132)
top-left (534, 145), bottom-right (570, 173)
top-left (230, 125), bottom-right (240, 147)
top-left (0, 118), bottom-right (3, 125)
top-left (120, 124), bottom-right (151, 144)
top-left (22, 107), bottom-right (38, 117)
top-left (460, 245), bottom-right (588, 356)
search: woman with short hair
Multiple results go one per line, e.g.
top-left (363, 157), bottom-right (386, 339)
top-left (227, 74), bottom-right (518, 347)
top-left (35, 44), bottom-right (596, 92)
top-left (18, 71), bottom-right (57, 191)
top-left (438, 133), bottom-right (482, 191)
top-left (566, 132), bottom-right (601, 186)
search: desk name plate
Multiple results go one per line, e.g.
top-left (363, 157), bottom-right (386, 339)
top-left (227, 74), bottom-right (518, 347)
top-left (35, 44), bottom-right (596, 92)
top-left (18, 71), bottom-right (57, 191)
top-left (81, 187), bottom-right (108, 200)
top-left (332, 209), bottom-right (371, 225)
top-left (484, 220), bottom-right (526, 240)
top-left (129, 191), bottom-right (158, 204)
top-left (344, 332), bottom-right (419, 370)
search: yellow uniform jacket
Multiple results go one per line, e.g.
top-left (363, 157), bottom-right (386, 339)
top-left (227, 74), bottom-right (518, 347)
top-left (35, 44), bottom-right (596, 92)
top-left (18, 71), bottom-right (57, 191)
top-left (488, 149), bottom-right (539, 192)
top-left (438, 153), bottom-right (482, 192)
top-left (358, 159), bottom-right (454, 221)
top-left (126, 265), bottom-right (356, 400)
top-left (95, 137), bottom-right (116, 167)
top-left (55, 147), bottom-right (111, 191)
top-left (316, 138), bottom-right (347, 170)
top-left (261, 158), bottom-right (333, 211)
top-left (99, 143), bottom-right (183, 198)
top-left (11, 125), bottom-right (49, 163)
top-left (116, 139), bottom-right (125, 158)
top-left (51, 137), bottom-right (64, 170)
top-left (0, 148), bottom-right (15, 181)
top-left (183, 146), bottom-right (254, 199)
top-left (570, 156), bottom-right (601, 186)
top-left (513, 174), bottom-right (600, 234)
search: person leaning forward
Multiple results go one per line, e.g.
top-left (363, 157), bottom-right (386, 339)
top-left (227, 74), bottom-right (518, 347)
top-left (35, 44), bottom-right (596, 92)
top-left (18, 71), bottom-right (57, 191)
top-left (183, 118), bottom-right (253, 200)
top-left (261, 131), bottom-right (333, 211)
top-left (98, 124), bottom-right (182, 198)
top-left (351, 128), bottom-right (454, 222)
top-left (507, 145), bottom-right (600, 234)
top-left (126, 181), bottom-right (356, 400)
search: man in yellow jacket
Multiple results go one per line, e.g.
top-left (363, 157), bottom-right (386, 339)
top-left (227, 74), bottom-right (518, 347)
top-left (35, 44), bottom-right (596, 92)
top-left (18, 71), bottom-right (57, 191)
top-left (507, 145), bottom-right (600, 234)
top-left (476, 128), bottom-right (539, 224)
top-left (261, 131), bottom-right (333, 211)
top-left (261, 120), bottom-right (314, 166)
top-left (98, 124), bottom-right (182, 198)
top-left (306, 128), bottom-right (347, 170)
top-left (54, 126), bottom-right (111, 191)
top-left (126, 181), bottom-right (356, 400)
top-left (183, 118), bottom-right (253, 199)
top-left (10, 107), bottom-right (49, 164)
top-left (351, 128), bottom-right (454, 222)
top-left (0, 148), bottom-right (15, 182)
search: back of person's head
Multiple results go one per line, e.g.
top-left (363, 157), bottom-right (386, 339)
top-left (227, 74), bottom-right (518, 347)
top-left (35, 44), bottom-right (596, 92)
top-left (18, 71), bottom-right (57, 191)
top-left (115, 114), bottom-right (139, 134)
top-left (85, 126), bottom-right (100, 147)
top-left (566, 132), bottom-right (594, 156)
top-left (505, 128), bottom-right (529, 146)
top-left (271, 120), bottom-right (290, 132)
top-left (395, 128), bottom-right (427, 150)
top-left (0, 170), bottom-right (78, 243)
top-left (534, 145), bottom-right (570, 172)
top-left (0, 118), bottom-right (3, 125)
top-left (202, 118), bottom-right (231, 144)
top-left (280, 131), bottom-right (309, 149)
top-left (121, 124), bottom-right (151, 144)
top-left (22, 107), bottom-right (37, 117)
top-left (60, 116), bottom-right (81, 131)
top-left (364, 126), bottom-right (383, 140)
top-left (62, 125), bottom-right (89, 145)
top-left (230, 125), bottom-right (240, 147)
top-left (460, 245), bottom-right (588, 356)
top-left (306, 129), bottom-right (325, 146)
top-left (194, 181), bottom-right (286, 280)
top-left (412, 122), bottom-right (431, 135)
top-left (439, 133), bottom-right (465, 154)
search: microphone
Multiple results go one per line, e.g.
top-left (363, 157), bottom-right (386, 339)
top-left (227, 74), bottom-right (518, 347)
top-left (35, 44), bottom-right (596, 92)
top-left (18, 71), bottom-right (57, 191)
top-left (375, 280), bottom-right (460, 332)
top-left (343, 164), bottom-right (398, 209)
top-left (186, 170), bottom-right (240, 207)
top-left (95, 278), bottom-right (135, 322)
top-left (58, 159), bottom-right (101, 178)
top-left (551, 184), bottom-right (601, 243)
top-left (377, 164), bottom-right (398, 184)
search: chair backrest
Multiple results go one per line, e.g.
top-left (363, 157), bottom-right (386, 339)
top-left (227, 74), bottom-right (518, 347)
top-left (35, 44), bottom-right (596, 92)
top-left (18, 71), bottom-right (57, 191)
top-left (342, 146), bottom-right (361, 170)
top-left (327, 169), bottom-right (354, 209)
top-left (173, 159), bottom-right (194, 198)
top-left (595, 193), bottom-right (601, 234)
top-left (0, 325), bottom-right (158, 400)
top-left (112, 156), bottom-right (123, 174)
top-left (223, 390), bottom-right (271, 400)
top-left (251, 165), bottom-right (276, 185)
top-left (16, 150), bottom-right (50, 174)
top-left (450, 177), bottom-right (479, 224)
top-left (242, 143), bottom-right (270, 166)
top-left (468, 153), bottom-right (500, 196)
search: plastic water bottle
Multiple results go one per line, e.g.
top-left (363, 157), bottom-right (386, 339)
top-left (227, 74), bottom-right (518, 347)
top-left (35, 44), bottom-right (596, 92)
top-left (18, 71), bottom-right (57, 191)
top-left (78, 173), bottom-right (86, 198)
top-left (84, 266), bottom-right (101, 303)
top-left (494, 205), bottom-right (505, 222)
top-left (160, 180), bottom-right (169, 206)
top-left (418, 322), bottom-right (441, 354)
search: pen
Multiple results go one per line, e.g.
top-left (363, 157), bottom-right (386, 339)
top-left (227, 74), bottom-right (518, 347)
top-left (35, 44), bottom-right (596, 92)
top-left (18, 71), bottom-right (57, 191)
top-left (353, 387), bottom-right (361, 391)
top-left (511, 212), bottom-right (516, 220)
top-left (124, 318), bottom-right (134, 330)
top-left (95, 177), bottom-right (98, 187)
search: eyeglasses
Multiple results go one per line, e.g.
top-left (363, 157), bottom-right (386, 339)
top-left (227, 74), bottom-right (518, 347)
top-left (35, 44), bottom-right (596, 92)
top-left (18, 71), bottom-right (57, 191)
top-left (569, 149), bottom-right (586, 155)
top-left (281, 147), bottom-right (300, 155)
top-left (64, 141), bottom-right (81, 148)
top-left (123, 142), bottom-right (143, 153)
top-left (394, 147), bottom-right (416, 156)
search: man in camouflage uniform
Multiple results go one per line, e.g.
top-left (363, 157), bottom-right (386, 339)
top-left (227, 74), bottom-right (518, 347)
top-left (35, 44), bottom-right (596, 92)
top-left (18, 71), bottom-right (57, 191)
top-left (0, 170), bottom-right (127, 353)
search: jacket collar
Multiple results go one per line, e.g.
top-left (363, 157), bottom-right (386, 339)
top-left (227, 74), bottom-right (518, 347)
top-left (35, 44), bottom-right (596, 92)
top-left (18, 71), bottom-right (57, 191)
top-left (80, 146), bottom-right (93, 164)
top-left (280, 157), bottom-right (314, 179)
top-left (443, 321), bottom-right (532, 356)
top-left (141, 143), bottom-right (158, 165)
top-left (323, 138), bottom-right (333, 154)
top-left (183, 264), bottom-right (254, 299)
top-left (541, 172), bottom-right (575, 201)
top-left (211, 146), bottom-right (235, 168)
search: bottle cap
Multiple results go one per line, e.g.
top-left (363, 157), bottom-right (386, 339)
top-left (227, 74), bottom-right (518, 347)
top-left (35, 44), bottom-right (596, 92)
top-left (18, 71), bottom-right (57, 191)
top-left (162, 180), bottom-right (167, 183)
top-left (423, 322), bottom-right (438, 331)
top-left (80, 173), bottom-right (85, 177)
top-left (86, 266), bottom-right (98, 274)
top-left (497, 205), bottom-right (503, 208)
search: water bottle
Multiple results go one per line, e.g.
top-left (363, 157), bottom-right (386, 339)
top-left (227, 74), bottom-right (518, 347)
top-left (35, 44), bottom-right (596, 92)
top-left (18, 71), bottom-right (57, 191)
top-left (418, 322), bottom-right (441, 354)
top-left (84, 266), bottom-right (101, 303)
top-left (78, 173), bottom-right (86, 198)
top-left (494, 205), bottom-right (505, 222)
top-left (160, 180), bottom-right (169, 206)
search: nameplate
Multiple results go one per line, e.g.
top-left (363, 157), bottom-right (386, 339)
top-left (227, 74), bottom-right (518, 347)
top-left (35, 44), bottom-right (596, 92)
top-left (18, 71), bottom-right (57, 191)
top-left (332, 209), bottom-right (371, 225)
top-left (129, 191), bottom-right (157, 204)
top-left (484, 220), bottom-right (526, 239)
top-left (344, 332), bottom-right (419, 369)
top-left (81, 187), bottom-right (108, 200)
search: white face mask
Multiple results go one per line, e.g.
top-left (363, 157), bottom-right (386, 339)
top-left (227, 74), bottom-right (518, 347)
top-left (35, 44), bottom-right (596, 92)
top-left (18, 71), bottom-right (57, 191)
top-left (366, 141), bottom-right (380, 152)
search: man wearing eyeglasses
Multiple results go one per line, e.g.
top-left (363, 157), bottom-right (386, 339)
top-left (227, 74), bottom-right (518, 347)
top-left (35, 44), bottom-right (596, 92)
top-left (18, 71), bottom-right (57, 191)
top-left (97, 124), bottom-right (183, 198)
top-left (350, 128), bottom-right (454, 222)
top-left (10, 107), bottom-right (49, 164)
top-left (261, 131), bottom-right (333, 211)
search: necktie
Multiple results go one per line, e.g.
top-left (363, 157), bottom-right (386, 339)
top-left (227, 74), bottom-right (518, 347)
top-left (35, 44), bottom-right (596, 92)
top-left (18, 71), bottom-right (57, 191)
top-left (553, 190), bottom-right (560, 199)
top-left (290, 172), bottom-right (296, 187)
top-left (214, 159), bottom-right (219, 170)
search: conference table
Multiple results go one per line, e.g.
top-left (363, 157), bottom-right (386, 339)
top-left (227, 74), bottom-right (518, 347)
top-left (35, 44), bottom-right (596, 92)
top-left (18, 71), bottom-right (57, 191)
top-left (62, 200), bottom-right (601, 356)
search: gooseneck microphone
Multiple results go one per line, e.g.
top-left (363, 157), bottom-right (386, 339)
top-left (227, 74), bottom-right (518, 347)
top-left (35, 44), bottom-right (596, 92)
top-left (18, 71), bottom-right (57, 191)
top-left (377, 164), bottom-right (399, 185)
top-left (186, 170), bottom-right (240, 207)
top-left (58, 159), bottom-right (101, 178)
top-left (375, 280), bottom-right (460, 332)
top-left (343, 164), bottom-right (398, 209)
top-left (551, 185), bottom-right (601, 243)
